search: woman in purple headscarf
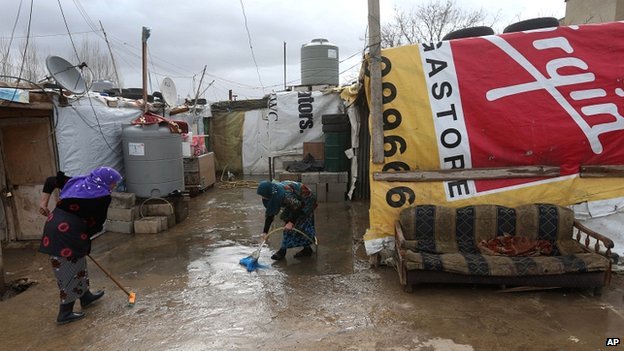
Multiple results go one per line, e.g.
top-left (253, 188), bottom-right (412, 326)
top-left (37, 167), bottom-right (122, 325)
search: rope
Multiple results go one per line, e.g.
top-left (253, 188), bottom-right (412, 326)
top-left (265, 226), bottom-right (318, 246)
top-left (217, 180), bottom-right (258, 189)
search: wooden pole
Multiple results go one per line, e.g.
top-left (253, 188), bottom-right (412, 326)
top-left (283, 41), bottom-right (287, 91)
top-left (373, 166), bottom-right (560, 182)
top-left (191, 65), bottom-right (207, 115)
top-left (368, 0), bottom-right (384, 164)
top-left (141, 26), bottom-right (150, 113)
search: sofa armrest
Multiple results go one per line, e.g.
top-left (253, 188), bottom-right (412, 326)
top-left (395, 220), bottom-right (407, 249)
top-left (394, 221), bottom-right (407, 285)
top-left (573, 220), bottom-right (615, 284)
top-left (573, 220), bottom-right (615, 257)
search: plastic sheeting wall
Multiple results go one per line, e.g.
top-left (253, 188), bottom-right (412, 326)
top-left (240, 90), bottom-right (344, 175)
top-left (55, 96), bottom-right (142, 179)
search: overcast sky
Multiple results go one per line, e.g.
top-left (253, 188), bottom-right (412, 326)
top-left (0, 0), bottom-right (566, 102)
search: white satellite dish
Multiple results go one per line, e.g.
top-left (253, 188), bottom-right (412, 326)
top-left (161, 77), bottom-right (177, 106)
top-left (45, 55), bottom-right (87, 94)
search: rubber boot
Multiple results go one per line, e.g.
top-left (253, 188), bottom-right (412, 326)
top-left (80, 290), bottom-right (105, 308)
top-left (271, 247), bottom-right (287, 261)
top-left (294, 245), bottom-right (313, 258)
top-left (57, 301), bottom-right (85, 325)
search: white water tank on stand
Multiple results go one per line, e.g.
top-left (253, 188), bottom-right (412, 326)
top-left (301, 38), bottom-right (339, 86)
top-left (121, 124), bottom-right (184, 198)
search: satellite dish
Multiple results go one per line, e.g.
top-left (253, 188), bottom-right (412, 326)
top-left (45, 55), bottom-right (87, 94)
top-left (161, 77), bottom-right (177, 106)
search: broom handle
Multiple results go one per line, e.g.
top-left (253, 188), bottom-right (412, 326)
top-left (87, 254), bottom-right (131, 296)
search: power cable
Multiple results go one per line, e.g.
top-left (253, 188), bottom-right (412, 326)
top-left (2, 0), bottom-right (24, 76)
top-left (15, 0), bottom-right (33, 89)
top-left (57, 0), bottom-right (80, 62)
top-left (0, 30), bottom-right (98, 40)
top-left (239, 0), bottom-right (264, 93)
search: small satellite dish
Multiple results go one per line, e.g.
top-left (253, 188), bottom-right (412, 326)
top-left (161, 77), bottom-right (177, 106)
top-left (45, 55), bottom-right (87, 94)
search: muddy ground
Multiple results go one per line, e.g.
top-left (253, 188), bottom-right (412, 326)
top-left (0, 180), bottom-right (623, 351)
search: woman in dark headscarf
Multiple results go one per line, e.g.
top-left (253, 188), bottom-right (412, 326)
top-left (257, 180), bottom-right (317, 260)
top-left (38, 167), bottom-right (122, 324)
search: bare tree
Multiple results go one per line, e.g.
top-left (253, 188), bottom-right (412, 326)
top-left (18, 40), bottom-right (44, 83)
top-left (76, 39), bottom-right (120, 86)
top-left (0, 39), bottom-right (15, 79)
top-left (380, 0), bottom-right (499, 47)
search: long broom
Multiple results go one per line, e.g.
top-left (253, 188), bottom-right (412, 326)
top-left (239, 226), bottom-right (317, 272)
top-left (87, 254), bottom-right (136, 306)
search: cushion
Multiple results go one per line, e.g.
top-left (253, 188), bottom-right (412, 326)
top-left (403, 251), bottom-right (610, 276)
top-left (399, 204), bottom-right (579, 255)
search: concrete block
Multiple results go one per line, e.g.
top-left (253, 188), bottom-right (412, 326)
top-left (134, 217), bottom-right (162, 234)
top-left (318, 172), bottom-right (339, 183)
top-left (110, 192), bottom-right (136, 209)
top-left (301, 172), bottom-right (320, 184)
top-left (154, 216), bottom-right (168, 231)
top-left (277, 171), bottom-right (301, 182)
top-left (107, 207), bottom-right (137, 222)
top-left (337, 171), bottom-right (349, 183)
top-left (315, 182), bottom-right (327, 202)
top-left (327, 182), bottom-right (346, 202)
top-left (142, 203), bottom-right (174, 216)
top-left (105, 220), bottom-right (134, 234)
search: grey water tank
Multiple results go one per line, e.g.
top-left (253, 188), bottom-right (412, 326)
top-left (301, 38), bottom-right (339, 86)
top-left (121, 124), bottom-right (184, 198)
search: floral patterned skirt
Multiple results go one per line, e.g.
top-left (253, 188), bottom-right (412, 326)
top-left (50, 256), bottom-right (89, 304)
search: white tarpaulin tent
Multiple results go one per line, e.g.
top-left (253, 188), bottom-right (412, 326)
top-left (241, 90), bottom-right (345, 175)
top-left (54, 95), bottom-right (142, 178)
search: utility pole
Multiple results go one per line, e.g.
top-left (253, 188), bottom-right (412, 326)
top-left (368, 0), bottom-right (384, 164)
top-left (283, 41), bottom-right (287, 91)
top-left (141, 26), bottom-right (150, 113)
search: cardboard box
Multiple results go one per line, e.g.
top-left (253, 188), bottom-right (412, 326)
top-left (303, 142), bottom-right (324, 161)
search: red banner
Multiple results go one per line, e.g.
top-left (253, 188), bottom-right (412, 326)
top-left (452, 22), bottom-right (624, 192)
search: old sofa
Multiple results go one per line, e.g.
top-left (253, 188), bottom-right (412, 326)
top-left (394, 203), bottom-right (615, 292)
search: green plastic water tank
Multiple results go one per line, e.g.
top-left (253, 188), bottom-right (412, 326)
top-left (324, 131), bottom-right (350, 172)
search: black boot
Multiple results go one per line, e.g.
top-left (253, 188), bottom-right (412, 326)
top-left (294, 246), bottom-right (313, 258)
top-left (57, 301), bottom-right (85, 325)
top-left (80, 290), bottom-right (105, 308)
top-left (271, 248), bottom-right (287, 261)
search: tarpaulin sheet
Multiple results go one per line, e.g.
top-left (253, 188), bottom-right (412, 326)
top-left (238, 91), bottom-right (344, 175)
top-left (242, 109), bottom-right (270, 174)
top-left (268, 91), bottom-right (342, 154)
top-left (212, 110), bottom-right (244, 174)
top-left (364, 21), bottom-right (624, 254)
top-left (55, 96), bottom-right (142, 178)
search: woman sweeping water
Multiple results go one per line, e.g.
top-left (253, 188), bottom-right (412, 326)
top-left (257, 180), bottom-right (317, 260)
top-left (38, 167), bottom-right (122, 324)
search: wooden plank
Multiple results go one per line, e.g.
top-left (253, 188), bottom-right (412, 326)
top-left (368, 0), bottom-right (384, 164)
top-left (580, 165), bottom-right (624, 178)
top-left (373, 166), bottom-right (560, 182)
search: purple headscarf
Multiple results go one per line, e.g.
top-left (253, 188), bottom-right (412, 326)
top-left (60, 167), bottom-right (122, 199)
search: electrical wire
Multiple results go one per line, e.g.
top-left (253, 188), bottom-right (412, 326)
top-left (15, 0), bottom-right (34, 88)
top-left (238, 0), bottom-right (264, 94)
top-left (2, 0), bottom-right (24, 76)
top-left (57, 0), bottom-right (80, 62)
